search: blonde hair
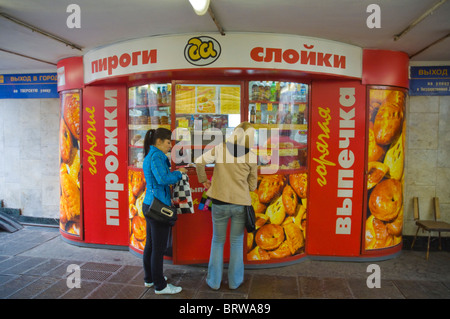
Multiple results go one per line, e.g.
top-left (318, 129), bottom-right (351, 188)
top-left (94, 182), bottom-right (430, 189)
top-left (228, 122), bottom-right (255, 149)
top-left (235, 121), bottom-right (253, 132)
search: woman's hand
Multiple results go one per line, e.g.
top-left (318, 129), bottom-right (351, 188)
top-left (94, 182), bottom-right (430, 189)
top-left (177, 167), bottom-right (188, 174)
top-left (203, 180), bottom-right (211, 189)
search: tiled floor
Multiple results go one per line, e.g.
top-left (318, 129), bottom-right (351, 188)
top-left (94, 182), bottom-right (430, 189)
top-left (1, 226), bottom-right (450, 299)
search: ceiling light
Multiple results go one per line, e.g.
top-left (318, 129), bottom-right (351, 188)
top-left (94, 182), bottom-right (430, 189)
top-left (189, 0), bottom-right (210, 16)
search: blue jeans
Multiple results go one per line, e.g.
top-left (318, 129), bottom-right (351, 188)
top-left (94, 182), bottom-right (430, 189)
top-left (207, 203), bottom-right (246, 290)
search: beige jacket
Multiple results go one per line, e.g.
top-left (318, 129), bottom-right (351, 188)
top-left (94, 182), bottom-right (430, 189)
top-left (195, 124), bottom-right (258, 206)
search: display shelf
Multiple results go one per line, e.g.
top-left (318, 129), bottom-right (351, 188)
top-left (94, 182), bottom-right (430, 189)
top-left (128, 83), bottom-right (172, 171)
top-left (128, 124), bottom-right (171, 130)
top-left (254, 146), bottom-right (305, 156)
top-left (128, 165), bottom-right (143, 172)
top-left (129, 103), bottom-right (170, 109)
top-left (249, 100), bottom-right (307, 105)
top-left (248, 81), bottom-right (309, 171)
top-left (251, 123), bottom-right (307, 130)
top-left (256, 166), bottom-right (308, 175)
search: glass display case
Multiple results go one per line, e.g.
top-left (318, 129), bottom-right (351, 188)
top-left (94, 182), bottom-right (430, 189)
top-left (128, 83), bottom-right (172, 169)
top-left (248, 81), bottom-right (309, 173)
top-left (246, 81), bottom-right (309, 263)
top-left (128, 82), bottom-right (172, 252)
top-left (172, 82), bottom-right (242, 166)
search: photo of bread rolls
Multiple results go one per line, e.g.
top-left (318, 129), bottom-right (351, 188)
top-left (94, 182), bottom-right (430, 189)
top-left (59, 92), bottom-right (81, 236)
top-left (128, 170), bottom-right (147, 251)
top-left (247, 172), bottom-right (307, 261)
top-left (365, 88), bottom-right (406, 250)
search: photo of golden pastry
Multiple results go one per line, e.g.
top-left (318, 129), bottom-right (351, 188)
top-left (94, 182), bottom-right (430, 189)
top-left (255, 212), bottom-right (269, 229)
top-left (386, 206), bottom-right (403, 237)
top-left (247, 246), bottom-right (270, 261)
top-left (129, 187), bottom-right (136, 206)
top-left (369, 90), bottom-right (391, 122)
top-left (60, 165), bottom-right (80, 224)
top-left (128, 169), bottom-right (148, 252)
top-left (282, 185), bottom-right (298, 216)
top-left (63, 94), bottom-right (80, 140)
top-left (247, 172), bottom-right (307, 261)
top-left (59, 91), bottom-right (81, 236)
top-left (132, 170), bottom-right (145, 196)
top-left (129, 203), bottom-right (137, 219)
top-left (265, 196), bottom-right (286, 225)
top-left (365, 215), bottom-right (394, 250)
top-left (64, 221), bottom-right (80, 235)
top-left (68, 150), bottom-right (80, 188)
top-left (367, 161), bottom-right (389, 189)
top-left (258, 175), bottom-right (285, 204)
top-left (296, 204), bottom-right (307, 231)
top-left (385, 90), bottom-right (405, 106)
top-left (366, 88), bottom-right (406, 251)
top-left (373, 100), bottom-right (404, 145)
top-left (247, 232), bottom-right (254, 252)
top-left (131, 215), bottom-right (146, 242)
top-left (383, 134), bottom-right (404, 180)
top-left (289, 173), bottom-right (307, 199)
top-left (130, 234), bottom-right (145, 251)
top-left (283, 222), bottom-right (304, 254)
top-left (268, 241), bottom-right (291, 259)
top-left (369, 178), bottom-right (402, 222)
top-left (255, 224), bottom-right (285, 251)
top-left (135, 191), bottom-right (146, 218)
top-left (250, 191), bottom-right (267, 215)
top-left (368, 126), bottom-right (385, 162)
top-left (60, 118), bottom-right (74, 163)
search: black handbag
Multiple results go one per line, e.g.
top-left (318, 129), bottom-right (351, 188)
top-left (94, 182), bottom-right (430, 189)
top-left (245, 205), bottom-right (256, 233)
top-left (144, 197), bottom-right (178, 226)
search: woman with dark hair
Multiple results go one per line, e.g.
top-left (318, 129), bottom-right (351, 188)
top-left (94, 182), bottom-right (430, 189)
top-left (142, 128), bottom-right (186, 294)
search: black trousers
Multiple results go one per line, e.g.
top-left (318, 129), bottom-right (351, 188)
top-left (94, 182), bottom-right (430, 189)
top-left (142, 203), bottom-right (170, 290)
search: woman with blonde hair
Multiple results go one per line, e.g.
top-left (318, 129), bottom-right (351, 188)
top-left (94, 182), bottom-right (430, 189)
top-left (195, 122), bottom-right (258, 290)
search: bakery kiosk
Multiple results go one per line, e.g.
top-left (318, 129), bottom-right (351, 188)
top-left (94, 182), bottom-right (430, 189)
top-left (57, 33), bottom-right (409, 267)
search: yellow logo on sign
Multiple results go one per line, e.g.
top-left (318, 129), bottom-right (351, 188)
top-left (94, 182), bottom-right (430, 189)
top-left (184, 36), bottom-right (221, 66)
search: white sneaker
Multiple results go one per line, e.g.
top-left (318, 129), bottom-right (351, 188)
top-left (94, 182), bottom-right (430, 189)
top-left (155, 283), bottom-right (182, 295)
top-left (144, 276), bottom-right (167, 287)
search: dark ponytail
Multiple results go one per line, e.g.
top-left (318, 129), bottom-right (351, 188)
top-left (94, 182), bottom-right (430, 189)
top-left (143, 127), bottom-right (172, 156)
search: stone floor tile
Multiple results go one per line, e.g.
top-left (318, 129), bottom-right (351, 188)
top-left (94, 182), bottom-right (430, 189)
top-left (86, 282), bottom-right (122, 299)
top-left (114, 284), bottom-right (148, 299)
top-left (248, 275), bottom-right (298, 299)
top-left (7, 276), bottom-right (59, 299)
top-left (0, 275), bottom-right (39, 298)
top-left (33, 279), bottom-right (70, 299)
top-left (348, 278), bottom-right (405, 299)
top-left (298, 276), bottom-right (326, 298)
top-left (298, 276), bottom-right (353, 299)
top-left (81, 262), bottom-right (122, 272)
top-left (107, 265), bottom-right (142, 284)
top-left (60, 281), bottom-right (100, 299)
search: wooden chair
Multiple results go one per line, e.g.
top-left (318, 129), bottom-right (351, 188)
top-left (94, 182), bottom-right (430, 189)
top-left (411, 197), bottom-right (450, 260)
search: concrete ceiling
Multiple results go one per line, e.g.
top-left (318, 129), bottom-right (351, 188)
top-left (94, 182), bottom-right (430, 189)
top-left (0, 0), bottom-right (449, 73)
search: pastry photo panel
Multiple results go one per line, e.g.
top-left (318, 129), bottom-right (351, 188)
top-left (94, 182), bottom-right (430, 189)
top-left (365, 87), bottom-right (406, 251)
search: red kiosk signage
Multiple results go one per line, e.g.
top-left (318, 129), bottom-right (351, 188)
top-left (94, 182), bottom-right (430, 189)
top-left (57, 33), bottom-right (409, 265)
top-left (308, 81), bottom-right (366, 256)
top-left (82, 86), bottom-right (128, 246)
